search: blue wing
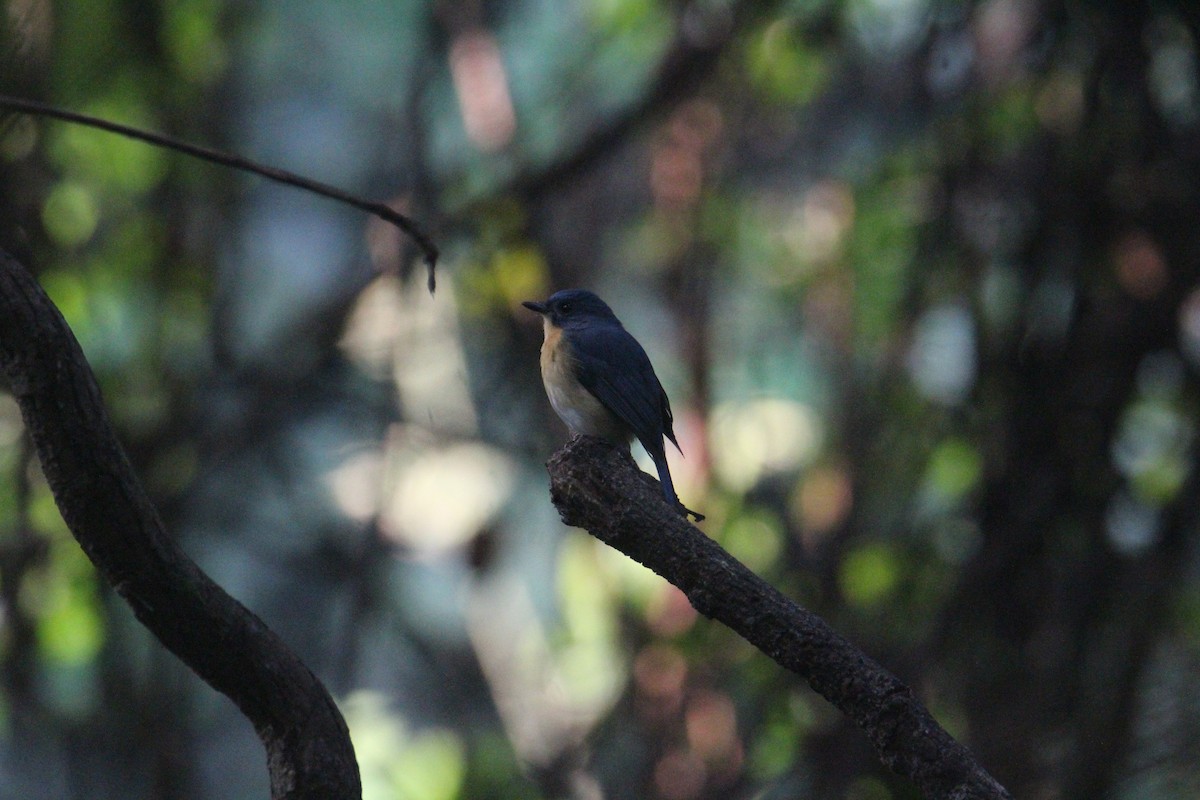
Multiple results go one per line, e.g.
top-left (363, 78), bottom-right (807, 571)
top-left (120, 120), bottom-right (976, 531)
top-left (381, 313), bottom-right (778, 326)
top-left (570, 321), bottom-right (703, 519)
top-left (569, 322), bottom-right (679, 458)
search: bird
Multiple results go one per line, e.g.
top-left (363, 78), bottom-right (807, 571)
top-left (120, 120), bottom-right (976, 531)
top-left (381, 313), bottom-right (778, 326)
top-left (523, 289), bottom-right (703, 521)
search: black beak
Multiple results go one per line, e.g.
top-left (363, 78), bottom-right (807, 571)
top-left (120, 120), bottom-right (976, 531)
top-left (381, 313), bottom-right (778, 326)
top-left (522, 300), bottom-right (548, 314)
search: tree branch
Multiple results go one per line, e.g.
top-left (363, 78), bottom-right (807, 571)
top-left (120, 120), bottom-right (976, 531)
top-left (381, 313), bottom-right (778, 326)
top-left (0, 94), bottom-right (439, 291)
top-left (0, 249), bottom-right (361, 800)
top-left (546, 435), bottom-right (1012, 800)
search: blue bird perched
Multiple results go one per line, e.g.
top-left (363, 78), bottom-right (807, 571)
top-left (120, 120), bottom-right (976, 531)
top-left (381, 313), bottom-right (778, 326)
top-left (523, 289), bottom-right (703, 522)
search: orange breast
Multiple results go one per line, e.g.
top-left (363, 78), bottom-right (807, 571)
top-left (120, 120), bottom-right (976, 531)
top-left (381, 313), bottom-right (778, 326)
top-left (539, 320), bottom-right (628, 442)
top-left (540, 318), bottom-right (563, 372)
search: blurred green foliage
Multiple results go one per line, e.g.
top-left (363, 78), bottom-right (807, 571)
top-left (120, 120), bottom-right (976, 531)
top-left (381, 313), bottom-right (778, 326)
top-left (4, 1), bottom-right (1200, 800)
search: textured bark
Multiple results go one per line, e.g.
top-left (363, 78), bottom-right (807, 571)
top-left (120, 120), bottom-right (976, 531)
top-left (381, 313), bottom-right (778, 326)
top-left (547, 435), bottom-right (1011, 800)
top-left (0, 250), bottom-right (360, 800)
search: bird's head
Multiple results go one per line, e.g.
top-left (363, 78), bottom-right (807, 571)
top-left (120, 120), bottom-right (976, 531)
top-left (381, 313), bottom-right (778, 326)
top-left (522, 289), bottom-right (620, 329)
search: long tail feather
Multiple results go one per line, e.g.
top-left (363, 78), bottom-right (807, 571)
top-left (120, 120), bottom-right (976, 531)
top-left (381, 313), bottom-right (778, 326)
top-left (651, 452), bottom-right (704, 522)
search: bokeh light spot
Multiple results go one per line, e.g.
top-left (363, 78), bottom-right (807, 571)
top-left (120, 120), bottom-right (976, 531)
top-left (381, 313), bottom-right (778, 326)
top-left (383, 439), bottom-right (516, 554)
top-left (1106, 491), bottom-right (1160, 556)
top-left (325, 450), bottom-right (383, 523)
top-left (450, 30), bottom-right (516, 152)
top-left (1114, 230), bottom-right (1168, 300)
top-left (42, 181), bottom-right (99, 247)
top-left (922, 438), bottom-right (983, 508)
top-left (654, 747), bottom-right (707, 800)
top-left (792, 465), bottom-right (854, 544)
top-left (710, 399), bottom-right (822, 492)
top-left (685, 691), bottom-right (740, 763)
top-left (839, 543), bottom-right (900, 608)
top-left (907, 303), bottom-right (976, 405)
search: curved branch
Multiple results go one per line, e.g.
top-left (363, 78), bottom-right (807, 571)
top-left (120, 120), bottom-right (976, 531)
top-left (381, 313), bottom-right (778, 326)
top-left (0, 95), bottom-right (439, 291)
top-left (546, 435), bottom-right (1012, 800)
top-left (0, 250), bottom-right (360, 800)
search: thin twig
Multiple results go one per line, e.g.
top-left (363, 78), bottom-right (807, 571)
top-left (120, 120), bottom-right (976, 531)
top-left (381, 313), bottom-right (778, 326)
top-left (0, 94), bottom-right (439, 292)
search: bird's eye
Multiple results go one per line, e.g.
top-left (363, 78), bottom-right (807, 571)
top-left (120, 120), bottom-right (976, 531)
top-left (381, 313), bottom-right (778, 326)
top-left (558, 302), bottom-right (573, 314)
